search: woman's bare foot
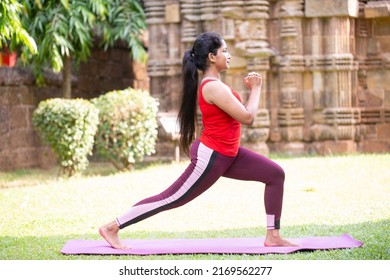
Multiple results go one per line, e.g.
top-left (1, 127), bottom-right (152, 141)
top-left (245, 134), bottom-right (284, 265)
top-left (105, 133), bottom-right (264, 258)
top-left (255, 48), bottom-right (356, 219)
top-left (99, 221), bottom-right (130, 249)
top-left (264, 229), bottom-right (299, 247)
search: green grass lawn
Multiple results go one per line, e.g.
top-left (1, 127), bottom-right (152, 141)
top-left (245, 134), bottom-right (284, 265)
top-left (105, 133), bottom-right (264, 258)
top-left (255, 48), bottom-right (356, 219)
top-left (0, 153), bottom-right (389, 260)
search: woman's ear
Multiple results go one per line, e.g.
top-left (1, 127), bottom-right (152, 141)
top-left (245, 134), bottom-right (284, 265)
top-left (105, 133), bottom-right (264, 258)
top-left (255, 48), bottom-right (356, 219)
top-left (208, 52), bottom-right (216, 63)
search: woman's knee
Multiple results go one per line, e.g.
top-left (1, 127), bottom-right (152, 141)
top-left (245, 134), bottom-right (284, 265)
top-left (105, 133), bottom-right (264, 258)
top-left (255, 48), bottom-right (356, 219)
top-left (275, 164), bottom-right (285, 180)
top-left (268, 163), bottom-right (285, 185)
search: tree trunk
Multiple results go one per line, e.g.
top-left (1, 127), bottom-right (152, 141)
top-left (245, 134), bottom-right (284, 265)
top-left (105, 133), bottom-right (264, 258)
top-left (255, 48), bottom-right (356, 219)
top-left (62, 55), bottom-right (72, 99)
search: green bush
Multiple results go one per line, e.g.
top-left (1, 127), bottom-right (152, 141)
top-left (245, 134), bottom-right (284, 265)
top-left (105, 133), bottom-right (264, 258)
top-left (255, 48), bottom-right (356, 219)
top-left (32, 98), bottom-right (99, 177)
top-left (92, 88), bottom-right (159, 171)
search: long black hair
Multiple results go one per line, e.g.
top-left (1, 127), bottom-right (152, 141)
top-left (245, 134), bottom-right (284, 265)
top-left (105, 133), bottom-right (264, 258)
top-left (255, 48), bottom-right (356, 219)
top-left (177, 32), bottom-right (223, 155)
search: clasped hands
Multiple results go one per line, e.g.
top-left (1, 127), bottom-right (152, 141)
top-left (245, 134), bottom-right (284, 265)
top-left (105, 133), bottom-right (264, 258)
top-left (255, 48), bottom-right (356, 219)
top-left (244, 72), bottom-right (262, 90)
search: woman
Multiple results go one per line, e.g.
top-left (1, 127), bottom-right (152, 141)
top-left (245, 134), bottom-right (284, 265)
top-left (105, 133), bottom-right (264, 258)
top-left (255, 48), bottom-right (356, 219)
top-left (99, 32), bottom-right (295, 249)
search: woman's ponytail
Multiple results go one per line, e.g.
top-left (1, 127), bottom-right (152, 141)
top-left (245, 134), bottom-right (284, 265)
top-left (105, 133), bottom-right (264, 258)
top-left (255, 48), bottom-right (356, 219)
top-left (178, 49), bottom-right (199, 156)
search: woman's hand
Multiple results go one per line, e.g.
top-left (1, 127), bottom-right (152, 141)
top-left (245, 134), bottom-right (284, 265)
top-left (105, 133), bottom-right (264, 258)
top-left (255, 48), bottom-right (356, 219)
top-left (244, 72), bottom-right (262, 90)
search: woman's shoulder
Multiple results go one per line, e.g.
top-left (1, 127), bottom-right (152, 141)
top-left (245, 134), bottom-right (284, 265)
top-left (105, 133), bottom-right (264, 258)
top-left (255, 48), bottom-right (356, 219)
top-left (201, 79), bottom-right (230, 93)
top-left (201, 79), bottom-right (237, 105)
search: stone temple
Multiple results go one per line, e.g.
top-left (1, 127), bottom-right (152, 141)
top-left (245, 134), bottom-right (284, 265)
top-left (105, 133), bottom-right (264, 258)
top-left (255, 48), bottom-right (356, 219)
top-left (144, 0), bottom-right (390, 156)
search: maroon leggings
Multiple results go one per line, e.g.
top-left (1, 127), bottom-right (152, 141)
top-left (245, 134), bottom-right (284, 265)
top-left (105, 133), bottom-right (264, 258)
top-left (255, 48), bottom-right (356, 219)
top-left (116, 140), bottom-right (285, 230)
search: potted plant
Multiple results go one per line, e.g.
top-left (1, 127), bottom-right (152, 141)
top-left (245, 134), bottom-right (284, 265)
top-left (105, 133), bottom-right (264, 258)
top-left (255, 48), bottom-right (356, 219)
top-left (1, 47), bottom-right (17, 67)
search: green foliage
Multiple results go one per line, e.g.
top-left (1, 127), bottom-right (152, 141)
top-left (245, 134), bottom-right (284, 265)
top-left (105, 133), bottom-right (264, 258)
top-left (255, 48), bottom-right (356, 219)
top-left (98, 0), bottom-right (147, 63)
top-left (20, 0), bottom-right (147, 85)
top-left (0, 0), bottom-right (37, 53)
top-left (92, 88), bottom-right (159, 171)
top-left (32, 98), bottom-right (99, 177)
top-left (20, 0), bottom-right (107, 84)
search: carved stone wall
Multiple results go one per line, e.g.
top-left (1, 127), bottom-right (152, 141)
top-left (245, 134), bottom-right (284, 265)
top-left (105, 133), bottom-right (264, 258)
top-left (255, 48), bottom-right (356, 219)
top-left (145, 0), bottom-right (390, 156)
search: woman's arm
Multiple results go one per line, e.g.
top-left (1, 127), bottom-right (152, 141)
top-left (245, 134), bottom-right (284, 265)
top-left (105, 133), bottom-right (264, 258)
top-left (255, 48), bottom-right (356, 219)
top-left (202, 73), bottom-right (262, 125)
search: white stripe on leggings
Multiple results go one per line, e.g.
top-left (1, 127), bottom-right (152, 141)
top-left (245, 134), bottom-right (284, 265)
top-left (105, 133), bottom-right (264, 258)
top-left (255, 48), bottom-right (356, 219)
top-left (116, 142), bottom-right (214, 227)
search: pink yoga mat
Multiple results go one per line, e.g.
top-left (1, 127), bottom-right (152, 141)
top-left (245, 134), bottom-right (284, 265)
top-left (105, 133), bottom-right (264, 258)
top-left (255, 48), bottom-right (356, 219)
top-left (60, 234), bottom-right (363, 255)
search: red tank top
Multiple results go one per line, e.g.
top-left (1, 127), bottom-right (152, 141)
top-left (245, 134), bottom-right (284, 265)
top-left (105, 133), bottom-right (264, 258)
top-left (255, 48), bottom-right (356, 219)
top-left (198, 79), bottom-right (241, 156)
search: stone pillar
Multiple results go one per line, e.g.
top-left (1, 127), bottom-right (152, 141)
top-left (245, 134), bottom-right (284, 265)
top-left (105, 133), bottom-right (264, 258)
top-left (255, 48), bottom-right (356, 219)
top-left (357, 0), bottom-right (390, 152)
top-left (200, 0), bottom-right (222, 31)
top-left (145, 0), bottom-right (183, 158)
top-left (181, 0), bottom-right (201, 46)
top-left (221, 0), bottom-right (272, 154)
top-left (305, 0), bottom-right (360, 154)
top-left (270, 0), bottom-right (306, 154)
top-left (145, 1), bottom-right (182, 112)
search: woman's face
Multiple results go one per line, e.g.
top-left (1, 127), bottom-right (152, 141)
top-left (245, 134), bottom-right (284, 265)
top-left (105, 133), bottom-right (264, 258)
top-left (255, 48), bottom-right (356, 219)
top-left (212, 40), bottom-right (231, 72)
